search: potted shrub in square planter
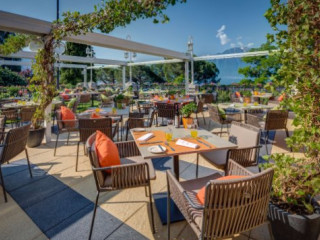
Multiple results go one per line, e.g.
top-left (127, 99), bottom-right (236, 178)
top-left (181, 102), bottom-right (197, 129)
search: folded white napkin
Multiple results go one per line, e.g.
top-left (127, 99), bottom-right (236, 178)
top-left (137, 132), bottom-right (154, 141)
top-left (175, 139), bottom-right (199, 149)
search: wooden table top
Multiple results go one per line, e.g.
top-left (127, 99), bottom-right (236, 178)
top-left (131, 126), bottom-right (237, 159)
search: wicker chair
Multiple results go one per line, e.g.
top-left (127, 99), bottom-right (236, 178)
top-left (20, 106), bottom-right (36, 124)
top-left (1, 108), bottom-right (20, 128)
top-left (201, 93), bottom-right (214, 105)
top-left (230, 92), bottom-right (241, 103)
top-left (156, 102), bottom-right (176, 126)
top-left (86, 133), bottom-right (156, 240)
top-left (137, 102), bottom-right (153, 115)
top-left (54, 110), bottom-right (79, 156)
top-left (76, 118), bottom-right (117, 171)
top-left (207, 105), bottom-right (242, 135)
top-left (79, 94), bottom-right (91, 105)
top-left (72, 97), bottom-right (80, 113)
top-left (198, 121), bottom-right (261, 176)
top-left (195, 101), bottom-right (206, 125)
top-left (0, 124), bottom-right (33, 202)
top-left (0, 115), bottom-right (6, 144)
top-left (125, 110), bottom-right (156, 140)
top-left (166, 160), bottom-right (274, 240)
top-left (246, 110), bottom-right (290, 154)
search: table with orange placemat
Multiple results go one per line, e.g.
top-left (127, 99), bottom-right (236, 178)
top-left (131, 126), bottom-right (237, 224)
top-left (131, 126), bottom-right (237, 180)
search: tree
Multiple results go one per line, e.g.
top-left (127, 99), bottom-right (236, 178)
top-left (194, 60), bottom-right (220, 84)
top-left (0, 31), bottom-right (21, 72)
top-left (60, 42), bottom-right (94, 85)
top-left (238, 42), bottom-right (280, 86)
top-left (0, 67), bottom-right (26, 86)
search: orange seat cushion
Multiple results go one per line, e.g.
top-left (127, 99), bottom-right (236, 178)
top-left (278, 94), bottom-right (284, 101)
top-left (196, 175), bottom-right (245, 205)
top-left (91, 112), bottom-right (102, 119)
top-left (61, 93), bottom-right (69, 100)
top-left (235, 91), bottom-right (241, 98)
top-left (95, 130), bottom-right (120, 173)
top-left (61, 106), bottom-right (76, 128)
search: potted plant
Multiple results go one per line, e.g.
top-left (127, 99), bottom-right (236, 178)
top-left (263, 154), bottom-right (320, 240)
top-left (114, 93), bottom-right (125, 109)
top-left (180, 102), bottom-right (197, 129)
top-left (167, 90), bottom-right (177, 100)
top-left (27, 108), bottom-right (45, 148)
top-left (241, 90), bottom-right (252, 103)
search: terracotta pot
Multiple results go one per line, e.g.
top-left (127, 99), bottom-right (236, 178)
top-left (243, 97), bottom-right (251, 103)
top-left (182, 117), bottom-right (193, 129)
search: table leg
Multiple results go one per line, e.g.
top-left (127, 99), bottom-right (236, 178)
top-left (173, 155), bottom-right (179, 180)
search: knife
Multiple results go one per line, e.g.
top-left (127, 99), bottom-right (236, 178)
top-left (158, 144), bottom-right (165, 152)
top-left (196, 138), bottom-right (212, 148)
top-left (140, 141), bottom-right (162, 145)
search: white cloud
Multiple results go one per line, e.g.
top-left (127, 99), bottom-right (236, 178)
top-left (230, 43), bottom-right (236, 48)
top-left (247, 42), bottom-right (254, 47)
top-left (216, 25), bottom-right (230, 45)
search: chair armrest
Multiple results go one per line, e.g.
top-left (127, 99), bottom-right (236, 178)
top-left (226, 159), bottom-right (254, 176)
top-left (182, 191), bottom-right (204, 210)
top-left (115, 141), bottom-right (141, 158)
top-left (92, 162), bottom-right (147, 172)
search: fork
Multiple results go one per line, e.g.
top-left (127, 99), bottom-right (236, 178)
top-left (165, 141), bottom-right (175, 151)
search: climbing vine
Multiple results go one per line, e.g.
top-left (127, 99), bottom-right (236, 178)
top-left (264, 0), bottom-right (320, 214)
top-left (0, 0), bottom-right (186, 128)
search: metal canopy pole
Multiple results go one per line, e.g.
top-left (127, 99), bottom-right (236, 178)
top-left (185, 61), bottom-right (189, 93)
top-left (122, 66), bottom-right (126, 89)
top-left (83, 67), bottom-right (87, 87)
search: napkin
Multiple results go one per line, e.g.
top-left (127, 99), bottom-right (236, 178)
top-left (137, 133), bottom-right (154, 141)
top-left (175, 139), bottom-right (199, 149)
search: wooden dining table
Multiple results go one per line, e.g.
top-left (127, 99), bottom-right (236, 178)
top-left (131, 126), bottom-right (237, 180)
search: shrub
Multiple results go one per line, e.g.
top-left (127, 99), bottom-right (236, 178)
top-left (0, 67), bottom-right (26, 86)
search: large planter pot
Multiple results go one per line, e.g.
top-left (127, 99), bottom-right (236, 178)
top-left (27, 127), bottom-right (45, 148)
top-left (182, 117), bottom-right (193, 129)
top-left (243, 96), bottom-right (251, 103)
top-left (268, 203), bottom-right (320, 240)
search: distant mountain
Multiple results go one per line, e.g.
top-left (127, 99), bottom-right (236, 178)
top-left (210, 47), bottom-right (250, 85)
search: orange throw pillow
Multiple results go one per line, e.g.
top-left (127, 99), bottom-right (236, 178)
top-left (61, 106), bottom-right (76, 128)
top-left (91, 113), bottom-right (102, 119)
top-left (61, 93), bottom-right (69, 100)
top-left (95, 130), bottom-right (120, 173)
top-left (196, 175), bottom-right (245, 205)
top-left (235, 91), bottom-right (241, 98)
top-left (278, 94), bottom-right (284, 102)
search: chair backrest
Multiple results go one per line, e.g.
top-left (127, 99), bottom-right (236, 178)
top-left (201, 168), bottom-right (274, 239)
top-left (196, 101), bottom-right (204, 113)
top-left (79, 94), bottom-right (91, 103)
top-left (1, 108), bottom-right (19, 121)
top-left (201, 94), bottom-right (213, 104)
top-left (0, 115), bottom-right (6, 142)
top-left (1, 124), bottom-right (30, 164)
top-left (127, 112), bottom-right (145, 130)
top-left (20, 106), bottom-right (36, 122)
top-left (228, 121), bottom-right (261, 165)
top-left (265, 110), bottom-right (288, 130)
top-left (79, 118), bottom-right (113, 142)
top-left (137, 102), bottom-right (153, 115)
top-left (86, 133), bottom-right (106, 190)
top-left (156, 102), bottom-right (176, 119)
top-left (72, 98), bottom-right (80, 113)
top-left (207, 105), bottom-right (223, 124)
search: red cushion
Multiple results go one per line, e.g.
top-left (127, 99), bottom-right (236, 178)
top-left (61, 106), bottom-right (76, 128)
top-left (278, 94), bottom-right (284, 101)
top-left (196, 175), bottom-right (245, 205)
top-left (61, 93), bottom-right (69, 100)
top-left (91, 113), bottom-right (102, 119)
top-left (235, 92), bottom-right (241, 98)
top-left (95, 130), bottom-right (120, 173)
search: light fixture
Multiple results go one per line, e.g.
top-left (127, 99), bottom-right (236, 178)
top-left (54, 41), bottom-right (66, 56)
top-left (188, 36), bottom-right (193, 53)
top-left (29, 38), bottom-right (44, 52)
top-left (124, 51), bottom-right (129, 59)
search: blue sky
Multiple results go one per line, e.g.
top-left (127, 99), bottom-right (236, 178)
top-left (1, 0), bottom-right (272, 61)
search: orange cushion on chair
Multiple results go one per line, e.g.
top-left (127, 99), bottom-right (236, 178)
top-left (91, 113), bottom-right (102, 119)
top-left (196, 175), bottom-right (245, 205)
top-left (61, 106), bottom-right (76, 128)
top-left (235, 91), bottom-right (241, 98)
top-left (95, 130), bottom-right (120, 173)
top-left (278, 94), bottom-right (284, 102)
top-left (61, 93), bottom-right (69, 100)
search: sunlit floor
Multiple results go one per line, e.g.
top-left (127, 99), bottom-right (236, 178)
top-left (0, 110), bottom-right (297, 240)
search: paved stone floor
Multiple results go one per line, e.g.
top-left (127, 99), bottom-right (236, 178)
top-left (0, 110), bottom-right (299, 240)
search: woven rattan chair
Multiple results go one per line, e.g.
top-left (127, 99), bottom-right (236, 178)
top-left (54, 110), bottom-right (79, 156)
top-left (246, 110), bottom-right (290, 154)
top-left (201, 93), bottom-right (214, 105)
top-left (156, 102), bottom-right (176, 126)
top-left (195, 101), bottom-right (206, 125)
top-left (0, 124), bottom-right (33, 202)
top-left (198, 121), bottom-right (261, 176)
top-left (76, 118), bottom-right (116, 171)
top-left (86, 133), bottom-right (156, 240)
top-left (167, 160), bottom-right (274, 240)
top-left (79, 94), bottom-right (91, 105)
top-left (1, 108), bottom-right (20, 128)
top-left (207, 105), bottom-right (242, 135)
top-left (137, 102), bottom-right (153, 115)
top-left (125, 110), bottom-right (156, 140)
top-left (0, 115), bottom-right (6, 144)
top-left (230, 92), bottom-right (241, 103)
top-left (20, 106), bottom-right (36, 124)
